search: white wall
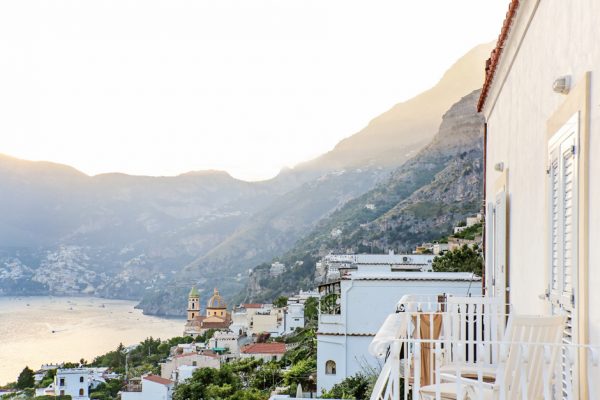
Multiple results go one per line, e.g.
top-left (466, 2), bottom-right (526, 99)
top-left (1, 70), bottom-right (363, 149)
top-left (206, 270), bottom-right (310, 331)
top-left (160, 354), bottom-right (220, 379)
top-left (149, 380), bottom-right (171, 400)
top-left (317, 335), bottom-right (377, 394)
top-left (483, 0), bottom-right (600, 344)
top-left (317, 275), bottom-right (480, 392)
top-left (239, 353), bottom-right (284, 362)
top-left (285, 303), bottom-right (305, 333)
top-left (54, 370), bottom-right (89, 400)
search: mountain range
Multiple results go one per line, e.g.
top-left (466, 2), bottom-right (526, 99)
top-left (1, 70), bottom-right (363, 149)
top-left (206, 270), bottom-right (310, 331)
top-left (241, 88), bottom-right (485, 303)
top-left (0, 43), bottom-right (491, 315)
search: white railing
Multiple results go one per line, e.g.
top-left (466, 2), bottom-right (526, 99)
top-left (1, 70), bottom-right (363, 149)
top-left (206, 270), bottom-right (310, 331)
top-left (371, 337), bottom-right (600, 400)
top-left (369, 296), bottom-right (600, 400)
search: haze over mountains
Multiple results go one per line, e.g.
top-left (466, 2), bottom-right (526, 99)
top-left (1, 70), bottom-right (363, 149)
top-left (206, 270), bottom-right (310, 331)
top-left (0, 43), bottom-right (492, 315)
top-left (239, 88), bottom-right (485, 303)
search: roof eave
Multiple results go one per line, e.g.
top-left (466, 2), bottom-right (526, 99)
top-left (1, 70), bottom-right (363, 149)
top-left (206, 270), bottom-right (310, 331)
top-left (477, 0), bottom-right (520, 112)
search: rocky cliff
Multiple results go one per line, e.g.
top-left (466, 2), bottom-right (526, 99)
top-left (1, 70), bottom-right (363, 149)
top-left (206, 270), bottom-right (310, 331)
top-left (244, 89), bottom-right (484, 302)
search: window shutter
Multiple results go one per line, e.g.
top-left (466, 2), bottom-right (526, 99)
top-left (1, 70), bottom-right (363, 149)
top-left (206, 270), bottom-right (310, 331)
top-left (547, 113), bottom-right (579, 397)
top-left (549, 149), bottom-right (561, 298)
top-left (485, 201), bottom-right (495, 294)
top-left (493, 189), bottom-right (507, 305)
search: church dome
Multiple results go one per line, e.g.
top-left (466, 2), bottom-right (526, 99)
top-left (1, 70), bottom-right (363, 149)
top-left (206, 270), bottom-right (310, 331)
top-left (207, 288), bottom-right (227, 309)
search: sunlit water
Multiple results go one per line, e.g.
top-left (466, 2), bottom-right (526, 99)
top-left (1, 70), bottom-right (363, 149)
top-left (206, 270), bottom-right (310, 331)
top-left (0, 296), bottom-right (184, 385)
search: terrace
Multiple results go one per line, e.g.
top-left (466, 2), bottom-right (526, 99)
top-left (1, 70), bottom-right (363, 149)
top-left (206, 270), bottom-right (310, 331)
top-left (369, 295), bottom-right (600, 400)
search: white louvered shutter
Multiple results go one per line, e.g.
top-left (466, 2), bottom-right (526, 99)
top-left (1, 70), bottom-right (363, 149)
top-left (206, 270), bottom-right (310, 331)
top-left (547, 113), bottom-right (579, 397)
top-left (485, 201), bottom-right (495, 295)
top-left (493, 189), bottom-right (507, 305)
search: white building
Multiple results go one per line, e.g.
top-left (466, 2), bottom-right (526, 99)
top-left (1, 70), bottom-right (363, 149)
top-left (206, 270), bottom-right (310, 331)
top-left (120, 375), bottom-right (174, 400)
top-left (270, 262), bottom-right (286, 277)
top-left (240, 343), bottom-right (287, 362)
top-left (432, 242), bottom-right (449, 255)
top-left (317, 252), bottom-right (435, 284)
top-left (232, 303), bottom-right (289, 337)
top-left (368, 4), bottom-right (600, 393)
top-left (316, 263), bottom-right (480, 392)
top-left (54, 368), bottom-right (91, 399)
top-left (283, 302), bottom-right (305, 334)
top-left (160, 351), bottom-right (220, 380)
top-left (287, 290), bottom-right (319, 304)
top-left (207, 330), bottom-right (246, 355)
top-left (479, 0), bottom-right (600, 394)
top-left (173, 365), bottom-right (198, 383)
top-left (453, 225), bottom-right (468, 234)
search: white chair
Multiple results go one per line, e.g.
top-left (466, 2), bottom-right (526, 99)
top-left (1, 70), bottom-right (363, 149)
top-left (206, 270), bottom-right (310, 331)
top-left (435, 296), bottom-right (508, 380)
top-left (419, 314), bottom-right (566, 400)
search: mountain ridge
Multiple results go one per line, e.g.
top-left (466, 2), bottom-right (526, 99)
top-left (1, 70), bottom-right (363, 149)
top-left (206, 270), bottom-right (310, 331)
top-left (0, 43), bottom-right (492, 316)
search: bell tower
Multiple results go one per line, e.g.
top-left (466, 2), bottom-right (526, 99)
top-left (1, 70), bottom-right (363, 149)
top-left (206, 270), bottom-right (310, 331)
top-left (187, 286), bottom-right (200, 321)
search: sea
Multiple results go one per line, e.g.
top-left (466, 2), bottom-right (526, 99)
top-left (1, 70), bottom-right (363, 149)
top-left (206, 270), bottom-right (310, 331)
top-left (0, 296), bottom-right (185, 385)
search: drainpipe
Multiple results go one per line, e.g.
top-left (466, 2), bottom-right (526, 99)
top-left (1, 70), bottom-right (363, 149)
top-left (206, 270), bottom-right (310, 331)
top-left (482, 121), bottom-right (488, 296)
top-left (341, 279), bottom-right (355, 378)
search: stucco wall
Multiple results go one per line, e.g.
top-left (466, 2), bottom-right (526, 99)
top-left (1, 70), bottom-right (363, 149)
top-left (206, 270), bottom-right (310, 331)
top-left (483, 0), bottom-right (600, 344)
top-left (317, 277), bottom-right (480, 392)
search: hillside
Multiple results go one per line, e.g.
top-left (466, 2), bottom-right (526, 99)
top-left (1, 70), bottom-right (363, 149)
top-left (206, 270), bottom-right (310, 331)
top-left (244, 89), bottom-right (484, 302)
top-left (0, 44), bottom-right (491, 315)
top-left (169, 42), bottom-right (493, 285)
top-left (0, 155), bottom-right (277, 298)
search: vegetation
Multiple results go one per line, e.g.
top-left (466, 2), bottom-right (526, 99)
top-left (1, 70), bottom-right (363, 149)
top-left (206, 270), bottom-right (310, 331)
top-left (34, 396), bottom-right (72, 400)
top-left (89, 379), bottom-right (123, 399)
top-left (321, 373), bottom-right (375, 399)
top-left (91, 336), bottom-right (195, 376)
top-left (320, 293), bottom-right (340, 315)
top-left (273, 296), bottom-right (288, 308)
top-left (432, 244), bottom-right (483, 276)
top-left (173, 323), bottom-right (318, 400)
top-left (452, 222), bottom-right (482, 240)
top-left (16, 367), bottom-right (34, 389)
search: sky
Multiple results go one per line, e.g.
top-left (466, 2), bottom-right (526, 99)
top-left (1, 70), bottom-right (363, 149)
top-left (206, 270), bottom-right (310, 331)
top-left (0, 0), bottom-right (509, 181)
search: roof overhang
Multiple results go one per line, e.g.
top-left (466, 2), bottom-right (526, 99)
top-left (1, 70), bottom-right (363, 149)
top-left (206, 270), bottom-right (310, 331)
top-left (478, 0), bottom-right (542, 116)
top-left (477, 0), bottom-right (520, 112)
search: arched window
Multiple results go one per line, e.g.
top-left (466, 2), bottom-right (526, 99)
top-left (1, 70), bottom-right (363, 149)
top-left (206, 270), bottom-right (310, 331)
top-left (325, 360), bottom-right (336, 375)
top-left (79, 388), bottom-right (85, 395)
top-left (79, 376), bottom-right (84, 383)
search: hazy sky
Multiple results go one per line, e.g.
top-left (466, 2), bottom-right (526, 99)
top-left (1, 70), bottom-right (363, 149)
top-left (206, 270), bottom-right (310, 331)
top-left (0, 0), bottom-right (508, 181)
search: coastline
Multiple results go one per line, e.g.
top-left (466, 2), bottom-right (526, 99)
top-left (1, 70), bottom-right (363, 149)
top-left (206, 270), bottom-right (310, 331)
top-left (0, 296), bottom-right (184, 385)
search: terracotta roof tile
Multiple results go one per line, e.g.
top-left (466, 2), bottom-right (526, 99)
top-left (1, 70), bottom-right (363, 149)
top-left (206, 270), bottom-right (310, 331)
top-left (144, 375), bottom-right (173, 385)
top-left (241, 342), bottom-right (286, 354)
top-left (242, 303), bottom-right (265, 309)
top-left (478, 0), bottom-right (520, 112)
top-left (174, 352), bottom-right (197, 359)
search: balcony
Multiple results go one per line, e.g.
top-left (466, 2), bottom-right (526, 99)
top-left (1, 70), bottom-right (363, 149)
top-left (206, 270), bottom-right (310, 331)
top-left (369, 295), bottom-right (600, 400)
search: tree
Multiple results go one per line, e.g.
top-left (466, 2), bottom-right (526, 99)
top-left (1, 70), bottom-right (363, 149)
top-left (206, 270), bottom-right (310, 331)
top-left (283, 358), bottom-right (316, 389)
top-left (173, 365), bottom-right (242, 400)
top-left (16, 366), bottom-right (35, 389)
top-left (321, 373), bottom-right (373, 399)
top-left (283, 326), bottom-right (316, 365)
top-left (89, 379), bottom-right (123, 399)
top-left (304, 297), bottom-right (318, 326)
top-left (250, 362), bottom-right (281, 390)
top-left (274, 296), bottom-right (288, 308)
top-left (432, 244), bottom-right (483, 276)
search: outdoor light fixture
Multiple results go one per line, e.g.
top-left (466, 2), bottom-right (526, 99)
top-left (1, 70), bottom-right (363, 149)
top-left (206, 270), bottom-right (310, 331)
top-left (494, 162), bottom-right (504, 172)
top-left (553, 75), bottom-right (571, 94)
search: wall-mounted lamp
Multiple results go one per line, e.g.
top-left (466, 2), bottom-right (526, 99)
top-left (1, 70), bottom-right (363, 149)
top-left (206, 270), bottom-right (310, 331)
top-left (494, 162), bottom-right (504, 172)
top-left (553, 75), bottom-right (571, 95)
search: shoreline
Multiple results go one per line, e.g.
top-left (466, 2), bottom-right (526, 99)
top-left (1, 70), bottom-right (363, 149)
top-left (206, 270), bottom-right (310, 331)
top-left (0, 296), bottom-right (185, 385)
